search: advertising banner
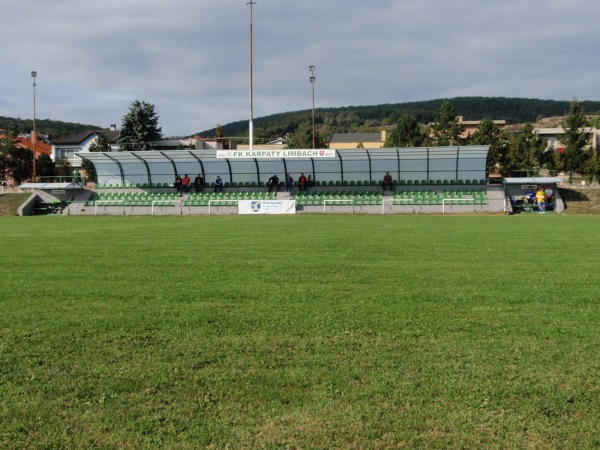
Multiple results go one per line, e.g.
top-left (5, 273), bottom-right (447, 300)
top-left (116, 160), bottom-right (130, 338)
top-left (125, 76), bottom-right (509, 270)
top-left (217, 149), bottom-right (336, 159)
top-left (238, 200), bottom-right (296, 215)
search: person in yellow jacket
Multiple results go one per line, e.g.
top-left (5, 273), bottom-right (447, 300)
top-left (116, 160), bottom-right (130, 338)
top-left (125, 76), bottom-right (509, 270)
top-left (535, 187), bottom-right (546, 214)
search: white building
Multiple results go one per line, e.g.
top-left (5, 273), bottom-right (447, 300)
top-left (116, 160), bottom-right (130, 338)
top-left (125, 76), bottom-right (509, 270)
top-left (534, 127), bottom-right (600, 152)
top-left (51, 128), bottom-right (120, 169)
top-left (52, 128), bottom-right (223, 169)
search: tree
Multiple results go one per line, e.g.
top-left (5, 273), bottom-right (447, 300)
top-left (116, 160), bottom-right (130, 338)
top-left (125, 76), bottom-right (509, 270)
top-left (0, 131), bottom-right (18, 180)
top-left (9, 147), bottom-right (33, 183)
top-left (117, 100), bottom-right (162, 151)
top-left (468, 118), bottom-right (507, 173)
top-left (430, 101), bottom-right (465, 146)
top-left (55, 158), bottom-right (73, 178)
top-left (0, 130), bottom-right (33, 183)
top-left (82, 133), bottom-right (111, 183)
top-left (504, 123), bottom-right (546, 175)
top-left (36, 153), bottom-right (56, 179)
top-left (384, 114), bottom-right (426, 147)
top-left (562, 99), bottom-right (591, 184)
top-left (284, 121), bottom-right (323, 149)
top-left (582, 149), bottom-right (600, 183)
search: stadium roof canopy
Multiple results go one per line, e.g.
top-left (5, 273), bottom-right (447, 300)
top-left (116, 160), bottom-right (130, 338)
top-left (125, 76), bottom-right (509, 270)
top-left (78, 146), bottom-right (490, 187)
top-left (19, 182), bottom-right (84, 190)
top-left (503, 177), bottom-right (562, 185)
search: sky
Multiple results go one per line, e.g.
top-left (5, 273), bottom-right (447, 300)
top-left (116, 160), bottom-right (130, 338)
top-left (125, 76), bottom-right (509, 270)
top-left (2, 0), bottom-right (599, 137)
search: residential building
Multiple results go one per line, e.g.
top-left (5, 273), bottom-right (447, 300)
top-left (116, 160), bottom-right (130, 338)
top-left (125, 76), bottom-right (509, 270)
top-left (533, 127), bottom-right (600, 152)
top-left (52, 129), bottom-right (120, 169)
top-left (52, 129), bottom-right (224, 169)
top-left (329, 130), bottom-right (388, 149)
top-left (457, 116), bottom-right (506, 139)
top-left (237, 137), bottom-right (285, 150)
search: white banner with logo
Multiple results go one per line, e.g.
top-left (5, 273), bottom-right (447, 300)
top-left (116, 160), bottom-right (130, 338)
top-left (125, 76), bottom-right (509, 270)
top-left (217, 149), bottom-right (336, 159)
top-left (238, 200), bottom-right (296, 215)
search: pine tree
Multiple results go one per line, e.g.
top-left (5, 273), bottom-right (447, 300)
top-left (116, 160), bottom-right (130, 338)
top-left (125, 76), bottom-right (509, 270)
top-left (562, 99), bottom-right (591, 184)
top-left (117, 100), bottom-right (162, 151)
top-left (430, 101), bottom-right (465, 146)
top-left (468, 118), bottom-right (507, 173)
top-left (384, 114), bottom-right (426, 147)
top-left (504, 123), bottom-right (546, 175)
top-left (284, 121), bottom-right (322, 149)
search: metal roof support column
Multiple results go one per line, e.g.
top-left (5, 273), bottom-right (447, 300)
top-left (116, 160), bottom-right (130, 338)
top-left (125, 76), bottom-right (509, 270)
top-left (310, 158), bottom-right (315, 182)
top-left (225, 159), bottom-right (233, 185)
top-left (253, 158), bottom-right (260, 185)
top-left (159, 151), bottom-right (178, 178)
top-left (426, 147), bottom-right (430, 181)
top-left (131, 152), bottom-right (152, 185)
top-left (365, 149), bottom-right (372, 184)
top-left (336, 151), bottom-right (344, 184)
top-left (396, 148), bottom-right (401, 182)
top-left (455, 146), bottom-right (460, 182)
top-left (188, 151), bottom-right (205, 180)
top-left (103, 153), bottom-right (125, 186)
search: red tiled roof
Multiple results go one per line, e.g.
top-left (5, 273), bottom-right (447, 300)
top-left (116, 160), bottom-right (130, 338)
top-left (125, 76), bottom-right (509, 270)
top-left (0, 135), bottom-right (52, 157)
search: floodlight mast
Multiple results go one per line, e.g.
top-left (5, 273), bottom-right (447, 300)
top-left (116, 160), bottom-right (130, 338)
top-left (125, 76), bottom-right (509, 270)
top-left (248, 0), bottom-right (257, 151)
top-left (309, 65), bottom-right (316, 149)
top-left (31, 71), bottom-right (37, 181)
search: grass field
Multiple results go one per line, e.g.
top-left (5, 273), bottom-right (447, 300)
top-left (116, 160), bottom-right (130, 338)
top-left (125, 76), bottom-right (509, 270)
top-left (1, 215), bottom-right (599, 449)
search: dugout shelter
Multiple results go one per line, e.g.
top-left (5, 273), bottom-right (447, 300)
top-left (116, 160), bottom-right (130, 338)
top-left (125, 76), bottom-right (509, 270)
top-left (503, 176), bottom-right (564, 213)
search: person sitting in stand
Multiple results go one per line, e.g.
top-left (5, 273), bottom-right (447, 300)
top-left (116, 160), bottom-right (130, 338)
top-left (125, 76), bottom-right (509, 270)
top-left (181, 174), bottom-right (191, 193)
top-left (214, 176), bottom-right (224, 193)
top-left (307, 174), bottom-right (314, 189)
top-left (298, 172), bottom-right (307, 191)
top-left (382, 171), bottom-right (393, 191)
top-left (545, 186), bottom-right (555, 204)
top-left (194, 174), bottom-right (204, 193)
top-left (524, 189), bottom-right (535, 204)
top-left (174, 175), bottom-right (182, 192)
top-left (285, 173), bottom-right (294, 192)
top-left (267, 174), bottom-right (279, 193)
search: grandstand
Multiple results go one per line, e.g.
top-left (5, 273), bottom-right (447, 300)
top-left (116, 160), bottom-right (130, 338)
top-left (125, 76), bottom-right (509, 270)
top-left (15, 146), bottom-right (563, 215)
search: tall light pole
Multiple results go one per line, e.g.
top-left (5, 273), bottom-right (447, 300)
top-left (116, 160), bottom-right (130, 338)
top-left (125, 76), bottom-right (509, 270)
top-left (248, 1), bottom-right (256, 151)
top-left (309, 65), bottom-right (316, 149)
top-left (31, 71), bottom-right (37, 181)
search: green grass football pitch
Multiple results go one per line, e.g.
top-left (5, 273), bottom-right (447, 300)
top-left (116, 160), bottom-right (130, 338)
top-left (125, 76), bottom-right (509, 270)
top-left (1, 215), bottom-right (599, 448)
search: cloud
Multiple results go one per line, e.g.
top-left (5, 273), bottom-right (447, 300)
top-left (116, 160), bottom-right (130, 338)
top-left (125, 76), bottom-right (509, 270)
top-left (1, 0), bottom-right (599, 136)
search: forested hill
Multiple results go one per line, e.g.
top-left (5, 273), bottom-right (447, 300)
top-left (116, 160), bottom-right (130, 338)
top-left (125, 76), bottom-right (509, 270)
top-left (200, 97), bottom-right (600, 141)
top-left (0, 116), bottom-right (102, 140)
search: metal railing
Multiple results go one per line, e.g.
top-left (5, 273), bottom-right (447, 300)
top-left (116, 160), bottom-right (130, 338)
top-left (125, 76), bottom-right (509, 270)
top-left (381, 198), bottom-right (414, 214)
top-left (323, 199), bottom-right (354, 214)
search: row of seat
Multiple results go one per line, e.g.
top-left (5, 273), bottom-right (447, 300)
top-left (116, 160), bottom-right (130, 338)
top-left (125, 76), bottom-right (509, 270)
top-left (295, 189), bottom-right (485, 199)
top-left (183, 192), bottom-right (277, 206)
top-left (87, 192), bottom-right (181, 206)
top-left (293, 194), bottom-right (487, 206)
top-left (393, 190), bottom-right (487, 200)
top-left (185, 192), bottom-right (277, 200)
